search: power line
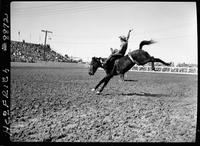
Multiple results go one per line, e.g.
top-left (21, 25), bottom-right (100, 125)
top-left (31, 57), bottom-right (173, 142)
top-left (13, 2), bottom-right (117, 11)
top-left (134, 22), bottom-right (196, 37)
top-left (13, 2), bottom-right (107, 12)
top-left (12, 3), bottom-right (118, 17)
top-left (52, 32), bottom-right (196, 42)
top-left (12, 3), bottom-right (67, 10)
top-left (50, 33), bottom-right (195, 46)
top-left (51, 40), bottom-right (118, 45)
top-left (156, 33), bottom-right (196, 41)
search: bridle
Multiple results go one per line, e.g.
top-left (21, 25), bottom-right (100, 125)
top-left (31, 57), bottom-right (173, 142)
top-left (91, 57), bottom-right (104, 69)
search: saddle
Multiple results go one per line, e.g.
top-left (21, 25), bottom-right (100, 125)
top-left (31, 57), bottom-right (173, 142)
top-left (102, 55), bottom-right (122, 70)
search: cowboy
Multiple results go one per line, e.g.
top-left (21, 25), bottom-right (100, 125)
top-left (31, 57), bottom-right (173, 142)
top-left (103, 29), bottom-right (133, 68)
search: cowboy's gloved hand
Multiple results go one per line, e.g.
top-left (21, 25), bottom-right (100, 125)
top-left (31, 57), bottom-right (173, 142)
top-left (129, 29), bottom-right (133, 32)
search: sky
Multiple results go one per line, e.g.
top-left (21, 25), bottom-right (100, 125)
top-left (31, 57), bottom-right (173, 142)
top-left (11, 1), bottom-right (197, 64)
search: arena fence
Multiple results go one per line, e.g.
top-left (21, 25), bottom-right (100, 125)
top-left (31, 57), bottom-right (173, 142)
top-left (130, 65), bottom-right (198, 75)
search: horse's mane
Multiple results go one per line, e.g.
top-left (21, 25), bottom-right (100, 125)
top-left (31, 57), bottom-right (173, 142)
top-left (99, 57), bottom-right (107, 62)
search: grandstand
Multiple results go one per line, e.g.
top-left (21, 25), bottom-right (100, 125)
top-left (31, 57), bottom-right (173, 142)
top-left (11, 41), bottom-right (76, 63)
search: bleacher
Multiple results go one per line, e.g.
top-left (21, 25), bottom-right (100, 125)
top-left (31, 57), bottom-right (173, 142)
top-left (11, 41), bottom-right (71, 63)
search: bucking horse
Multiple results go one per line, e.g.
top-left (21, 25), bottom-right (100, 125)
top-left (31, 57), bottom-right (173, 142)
top-left (88, 40), bottom-right (171, 94)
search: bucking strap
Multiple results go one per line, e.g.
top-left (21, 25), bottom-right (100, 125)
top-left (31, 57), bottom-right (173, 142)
top-left (128, 53), bottom-right (139, 65)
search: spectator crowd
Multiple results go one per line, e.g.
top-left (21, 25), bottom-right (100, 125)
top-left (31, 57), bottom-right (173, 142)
top-left (11, 41), bottom-right (79, 63)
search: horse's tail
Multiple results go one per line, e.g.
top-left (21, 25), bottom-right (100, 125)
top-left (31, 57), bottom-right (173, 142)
top-left (139, 39), bottom-right (156, 50)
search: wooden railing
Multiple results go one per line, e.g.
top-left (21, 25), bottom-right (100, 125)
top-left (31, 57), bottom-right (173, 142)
top-left (131, 65), bottom-right (198, 75)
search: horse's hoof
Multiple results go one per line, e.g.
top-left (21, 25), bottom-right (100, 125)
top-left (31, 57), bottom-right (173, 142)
top-left (96, 91), bottom-right (101, 95)
top-left (166, 62), bottom-right (172, 66)
top-left (91, 88), bottom-right (95, 92)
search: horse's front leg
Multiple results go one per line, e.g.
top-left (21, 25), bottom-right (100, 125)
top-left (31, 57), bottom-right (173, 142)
top-left (98, 64), bottom-right (118, 94)
top-left (97, 74), bottom-right (113, 94)
top-left (91, 76), bottom-right (107, 92)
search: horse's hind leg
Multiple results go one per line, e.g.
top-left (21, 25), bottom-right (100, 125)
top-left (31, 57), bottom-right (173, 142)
top-left (153, 58), bottom-right (171, 66)
top-left (151, 61), bottom-right (155, 71)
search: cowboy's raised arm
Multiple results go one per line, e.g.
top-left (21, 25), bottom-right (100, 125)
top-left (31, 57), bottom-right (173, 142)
top-left (126, 29), bottom-right (133, 41)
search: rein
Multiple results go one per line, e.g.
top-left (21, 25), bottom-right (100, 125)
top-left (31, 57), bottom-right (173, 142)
top-left (99, 58), bottom-right (106, 68)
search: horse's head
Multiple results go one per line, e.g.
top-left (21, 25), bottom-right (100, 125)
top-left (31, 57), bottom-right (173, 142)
top-left (88, 57), bottom-right (103, 76)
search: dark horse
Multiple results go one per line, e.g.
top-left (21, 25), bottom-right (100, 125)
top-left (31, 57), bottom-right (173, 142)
top-left (87, 57), bottom-right (126, 81)
top-left (88, 40), bottom-right (171, 94)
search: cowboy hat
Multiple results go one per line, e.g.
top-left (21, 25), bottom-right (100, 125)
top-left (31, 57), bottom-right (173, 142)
top-left (119, 35), bottom-right (127, 41)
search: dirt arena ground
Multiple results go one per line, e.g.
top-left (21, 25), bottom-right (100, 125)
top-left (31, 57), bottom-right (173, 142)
top-left (10, 62), bottom-right (197, 142)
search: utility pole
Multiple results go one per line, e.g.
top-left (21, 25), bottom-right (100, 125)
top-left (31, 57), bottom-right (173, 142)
top-left (41, 30), bottom-right (53, 61)
top-left (30, 33), bottom-right (31, 43)
top-left (18, 31), bottom-right (21, 42)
